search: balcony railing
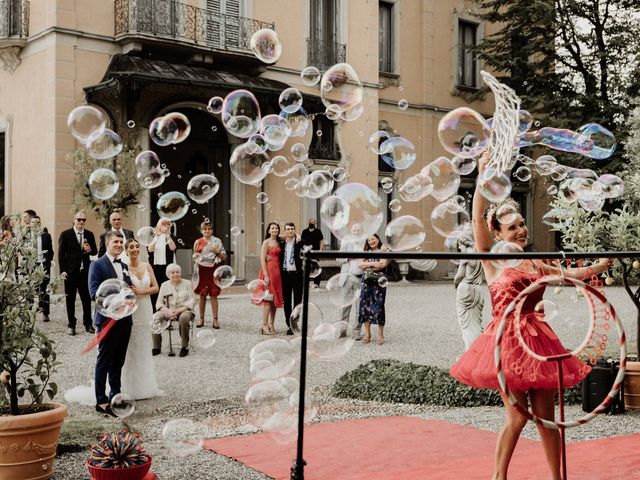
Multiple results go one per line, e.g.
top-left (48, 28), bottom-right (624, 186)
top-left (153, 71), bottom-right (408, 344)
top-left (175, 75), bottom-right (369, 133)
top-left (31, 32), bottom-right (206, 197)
top-left (306, 36), bottom-right (346, 70)
top-left (0, 0), bottom-right (29, 39)
top-left (114, 0), bottom-right (274, 53)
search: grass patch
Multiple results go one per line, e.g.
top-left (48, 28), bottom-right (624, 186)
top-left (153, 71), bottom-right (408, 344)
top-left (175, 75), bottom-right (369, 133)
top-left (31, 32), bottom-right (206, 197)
top-left (332, 359), bottom-right (582, 407)
top-left (57, 417), bottom-right (119, 455)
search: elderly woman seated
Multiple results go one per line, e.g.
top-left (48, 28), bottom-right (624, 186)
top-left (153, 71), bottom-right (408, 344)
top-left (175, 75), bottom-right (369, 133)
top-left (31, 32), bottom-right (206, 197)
top-left (152, 263), bottom-right (196, 357)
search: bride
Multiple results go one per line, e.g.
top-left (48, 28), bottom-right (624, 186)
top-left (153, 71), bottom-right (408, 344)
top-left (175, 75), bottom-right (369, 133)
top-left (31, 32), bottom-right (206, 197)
top-left (122, 238), bottom-right (162, 399)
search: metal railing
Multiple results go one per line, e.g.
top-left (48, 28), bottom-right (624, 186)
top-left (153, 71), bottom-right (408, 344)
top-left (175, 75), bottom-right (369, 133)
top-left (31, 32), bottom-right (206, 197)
top-left (306, 36), bottom-right (346, 69)
top-left (0, 0), bottom-right (28, 39)
top-left (114, 0), bottom-right (274, 53)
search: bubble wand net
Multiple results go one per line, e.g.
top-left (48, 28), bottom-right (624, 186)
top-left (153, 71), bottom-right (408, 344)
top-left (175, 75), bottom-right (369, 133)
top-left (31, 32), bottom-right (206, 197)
top-left (480, 70), bottom-right (521, 175)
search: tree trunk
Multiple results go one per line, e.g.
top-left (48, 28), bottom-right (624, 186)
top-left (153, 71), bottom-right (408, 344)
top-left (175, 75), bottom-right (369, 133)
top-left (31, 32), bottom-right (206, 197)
top-left (9, 364), bottom-right (17, 415)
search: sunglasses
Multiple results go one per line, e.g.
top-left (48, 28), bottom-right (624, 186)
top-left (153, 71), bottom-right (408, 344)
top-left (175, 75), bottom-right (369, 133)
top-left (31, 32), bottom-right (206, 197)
top-left (75, 218), bottom-right (87, 222)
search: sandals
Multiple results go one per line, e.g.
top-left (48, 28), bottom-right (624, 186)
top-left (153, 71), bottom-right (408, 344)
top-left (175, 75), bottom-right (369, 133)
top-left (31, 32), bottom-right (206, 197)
top-left (212, 318), bottom-right (220, 329)
top-left (196, 318), bottom-right (205, 328)
top-left (361, 336), bottom-right (371, 344)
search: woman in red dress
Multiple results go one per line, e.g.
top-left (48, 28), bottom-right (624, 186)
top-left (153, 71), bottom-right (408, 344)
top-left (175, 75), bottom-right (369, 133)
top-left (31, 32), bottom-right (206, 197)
top-left (450, 152), bottom-right (611, 480)
top-left (254, 222), bottom-right (284, 335)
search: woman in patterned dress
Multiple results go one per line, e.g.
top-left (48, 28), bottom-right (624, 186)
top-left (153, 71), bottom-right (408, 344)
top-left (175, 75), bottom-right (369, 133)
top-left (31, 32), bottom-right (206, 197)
top-left (358, 234), bottom-right (389, 345)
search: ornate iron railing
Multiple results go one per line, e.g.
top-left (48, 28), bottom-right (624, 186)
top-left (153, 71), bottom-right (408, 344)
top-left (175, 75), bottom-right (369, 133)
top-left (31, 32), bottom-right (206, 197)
top-left (0, 0), bottom-right (29, 39)
top-left (306, 36), bottom-right (346, 69)
top-left (114, 0), bottom-right (274, 52)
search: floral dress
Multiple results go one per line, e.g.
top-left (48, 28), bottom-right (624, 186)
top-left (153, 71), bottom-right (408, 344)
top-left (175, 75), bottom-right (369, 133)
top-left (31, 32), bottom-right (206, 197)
top-left (358, 258), bottom-right (386, 325)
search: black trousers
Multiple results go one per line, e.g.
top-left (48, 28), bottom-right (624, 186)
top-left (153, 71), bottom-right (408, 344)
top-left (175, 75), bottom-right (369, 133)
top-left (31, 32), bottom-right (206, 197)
top-left (94, 318), bottom-right (132, 405)
top-left (38, 263), bottom-right (51, 316)
top-left (64, 268), bottom-right (92, 328)
top-left (151, 263), bottom-right (168, 313)
top-left (282, 270), bottom-right (303, 328)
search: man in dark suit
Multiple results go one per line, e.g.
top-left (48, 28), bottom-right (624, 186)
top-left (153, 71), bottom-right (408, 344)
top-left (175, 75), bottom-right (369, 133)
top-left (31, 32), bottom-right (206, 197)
top-left (58, 211), bottom-right (97, 335)
top-left (280, 222), bottom-right (303, 336)
top-left (89, 230), bottom-right (132, 417)
top-left (31, 215), bottom-right (54, 322)
top-left (98, 211), bottom-right (134, 257)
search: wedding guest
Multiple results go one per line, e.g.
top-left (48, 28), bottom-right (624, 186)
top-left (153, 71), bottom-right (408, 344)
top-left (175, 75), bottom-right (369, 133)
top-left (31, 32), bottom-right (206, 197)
top-left (358, 234), bottom-right (389, 345)
top-left (31, 215), bottom-right (54, 322)
top-left (280, 222), bottom-right (303, 335)
top-left (98, 211), bottom-right (134, 257)
top-left (153, 263), bottom-right (195, 357)
top-left (193, 221), bottom-right (226, 329)
top-left (253, 222), bottom-right (283, 335)
top-left (338, 237), bottom-right (365, 339)
top-left (147, 218), bottom-right (177, 311)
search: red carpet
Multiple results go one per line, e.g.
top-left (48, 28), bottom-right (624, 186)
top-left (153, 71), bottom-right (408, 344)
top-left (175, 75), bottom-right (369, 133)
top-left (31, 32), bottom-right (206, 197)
top-left (204, 416), bottom-right (640, 479)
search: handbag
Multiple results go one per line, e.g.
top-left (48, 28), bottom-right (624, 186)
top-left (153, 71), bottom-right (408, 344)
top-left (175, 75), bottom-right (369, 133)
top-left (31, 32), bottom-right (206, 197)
top-left (263, 293), bottom-right (274, 302)
top-left (363, 269), bottom-right (383, 281)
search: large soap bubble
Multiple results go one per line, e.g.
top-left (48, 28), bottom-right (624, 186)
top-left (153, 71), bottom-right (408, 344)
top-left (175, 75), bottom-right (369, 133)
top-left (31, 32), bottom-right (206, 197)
top-left (162, 418), bottom-right (207, 457)
top-left (430, 201), bottom-right (470, 239)
top-left (438, 107), bottom-right (491, 158)
top-left (279, 88), bottom-right (303, 114)
top-left (186, 174), bottom-right (220, 204)
top-left (385, 215), bottom-right (425, 251)
top-left (156, 191), bottom-right (190, 221)
top-left (320, 63), bottom-right (363, 113)
top-left (593, 173), bottom-right (624, 199)
top-left (300, 170), bottom-right (334, 199)
top-left (490, 240), bottom-right (524, 269)
top-left (279, 108), bottom-right (311, 138)
top-left (368, 130), bottom-right (392, 154)
top-left (213, 265), bottom-right (236, 288)
top-left (320, 195), bottom-right (350, 230)
top-left (329, 183), bottom-right (383, 243)
top-left (95, 279), bottom-right (137, 320)
top-left (379, 137), bottom-right (416, 170)
top-left (89, 168), bottom-right (119, 200)
top-left (86, 129), bottom-right (123, 160)
top-left (249, 338), bottom-right (297, 381)
top-left (325, 273), bottom-right (361, 308)
top-left (308, 321), bottom-right (355, 361)
top-left (477, 169), bottom-right (512, 203)
top-left (159, 112), bottom-right (191, 144)
top-left (222, 89), bottom-right (261, 139)
top-left (136, 226), bottom-right (156, 247)
top-left (248, 279), bottom-right (269, 303)
top-left (230, 143), bottom-right (270, 185)
top-left (301, 66), bottom-right (321, 86)
top-left (423, 157), bottom-right (460, 202)
top-left (250, 28), bottom-right (282, 64)
top-left (110, 393), bottom-right (135, 419)
top-left (67, 105), bottom-right (106, 145)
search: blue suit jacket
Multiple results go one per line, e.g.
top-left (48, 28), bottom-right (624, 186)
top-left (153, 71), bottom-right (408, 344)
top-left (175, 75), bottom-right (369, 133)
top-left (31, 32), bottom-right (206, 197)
top-left (88, 255), bottom-right (133, 326)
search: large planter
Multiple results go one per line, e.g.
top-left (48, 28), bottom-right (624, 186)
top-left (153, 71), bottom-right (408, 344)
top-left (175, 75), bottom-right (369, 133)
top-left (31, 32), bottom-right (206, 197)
top-left (87, 457), bottom-right (152, 480)
top-left (0, 402), bottom-right (67, 480)
top-left (624, 361), bottom-right (640, 409)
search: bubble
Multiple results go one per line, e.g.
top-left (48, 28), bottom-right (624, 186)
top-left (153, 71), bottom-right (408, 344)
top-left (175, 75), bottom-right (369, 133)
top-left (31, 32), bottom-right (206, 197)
top-left (95, 279), bottom-right (137, 320)
top-left (160, 112), bottom-right (191, 144)
top-left (340, 101), bottom-right (364, 122)
top-left (398, 173), bottom-right (433, 202)
top-left (517, 110), bottom-right (533, 134)
top-left (136, 226), bottom-right (156, 246)
top-left (161, 168), bottom-right (170, 177)
top-left (162, 418), bottom-right (206, 456)
top-left (410, 259), bottom-right (437, 272)
top-left (250, 28), bottom-right (282, 64)
top-left (451, 155), bottom-right (477, 175)
top-left (377, 276), bottom-right (389, 287)
top-left (88, 168), bottom-right (119, 200)
top-left (316, 129), bottom-right (323, 137)
top-left (514, 166), bottom-right (532, 182)
top-left (229, 143), bottom-right (270, 185)
top-left (186, 174), bottom-right (219, 205)
top-left (207, 96), bottom-right (224, 114)
top-left (320, 63), bottom-right (363, 112)
top-left (279, 108), bottom-right (310, 138)
top-left (247, 134), bottom-right (268, 154)
top-left (320, 195), bottom-right (350, 230)
top-left (576, 123), bottom-right (617, 160)
top-left (222, 90), bottom-right (261, 139)
top-left (191, 208), bottom-right (198, 214)
top-left (107, 393), bottom-right (136, 420)
top-left (213, 265), bottom-right (235, 289)
top-left (385, 215), bottom-right (425, 251)
top-left (148, 116), bottom-right (173, 147)
top-left (423, 157), bottom-right (461, 202)
top-left (249, 339), bottom-right (297, 379)
top-left (368, 130), bottom-right (392, 154)
top-left (156, 191), bottom-right (190, 221)
top-left (329, 183), bottom-right (383, 242)
top-left (301, 66), bottom-right (321, 86)
top-left (547, 185), bottom-right (558, 195)
top-left (230, 226), bottom-right (242, 237)
top-left (490, 240), bottom-right (524, 269)
top-left (430, 201), bottom-right (470, 239)
top-left (270, 155), bottom-right (291, 177)
top-left (291, 143), bottom-right (309, 162)
top-left (196, 330), bottom-right (217, 349)
top-left (301, 170), bottom-right (335, 199)
top-left (388, 199), bottom-right (401, 212)
top-left (86, 128), bottom-right (123, 160)
top-left (437, 107), bottom-right (490, 158)
top-left (534, 299), bottom-right (558, 322)
top-left (67, 105), bottom-right (106, 145)
top-left (308, 321), bottom-right (355, 361)
top-left (325, 273), bottom-right (361, 308)
top-left (593, 174), bottom-right (624, 199)
top-left (397, 99), bottom-right (409, 110)
top-left (284, 178), bottom-right (298, 191)
top-left (289, 301), bottom-right (324, 333)
top-left (379, 137), bottom-right (416, 170)
top-left (496, 203), bottom-right (519, 225)
top-left (332, 167), bottom-right (347, 182)
top-left (380, 177), bottom-right (393, 191)
top-left (477, 168), bottom-right (512, 203)
top-left (256, 192), bottom-right (269, 204)
top-left (279, 88), bottom-right (303, 114)
top-left (325, 104), bottom-right (342, 121)
top-left (248, 279), bottom-right (269, 302)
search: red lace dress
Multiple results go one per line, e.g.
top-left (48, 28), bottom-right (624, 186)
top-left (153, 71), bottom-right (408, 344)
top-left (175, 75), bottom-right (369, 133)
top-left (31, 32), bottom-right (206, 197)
top-left (253, 245), bottom-right (284, 308)
top-left (450, 262), bottom-right (591, 391)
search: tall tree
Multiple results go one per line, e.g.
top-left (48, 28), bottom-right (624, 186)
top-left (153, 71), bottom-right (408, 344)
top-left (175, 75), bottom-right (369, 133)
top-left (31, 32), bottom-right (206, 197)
top-left (477, 0), bottom-right (640, 168)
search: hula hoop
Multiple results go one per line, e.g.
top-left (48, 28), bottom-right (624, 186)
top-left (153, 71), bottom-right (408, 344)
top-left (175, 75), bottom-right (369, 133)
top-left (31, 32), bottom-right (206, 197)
top-left (494, 275), bottom-right (627, 429)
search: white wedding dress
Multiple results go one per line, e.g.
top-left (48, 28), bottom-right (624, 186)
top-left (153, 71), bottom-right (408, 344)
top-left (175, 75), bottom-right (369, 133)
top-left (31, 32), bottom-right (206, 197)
top-left (121, 268), bottom-right (162, 400)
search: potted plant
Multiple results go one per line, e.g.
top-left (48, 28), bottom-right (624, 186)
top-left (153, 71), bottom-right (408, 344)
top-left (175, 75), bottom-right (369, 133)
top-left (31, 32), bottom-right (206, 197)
top-left (0, 218), bottom-right (67, 479)
top-left (87, 430), bottom-right (153, 480)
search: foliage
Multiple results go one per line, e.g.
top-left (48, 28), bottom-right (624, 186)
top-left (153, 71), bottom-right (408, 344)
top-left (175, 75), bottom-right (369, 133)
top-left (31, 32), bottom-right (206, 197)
top-left (72, 148), bottom-right (142, 229)
top-left (477, 0), bottom-right (640, 169)
top-left (89, 430), bottom-right (149, 469)
top-left (331, 359), bottom-right (582, 407)
top-left (0, 224), bottom-right (63, 415)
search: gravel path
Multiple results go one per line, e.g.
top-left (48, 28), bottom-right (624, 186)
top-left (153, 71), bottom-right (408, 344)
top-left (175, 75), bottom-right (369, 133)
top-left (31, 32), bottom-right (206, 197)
top-left (43, 282), bottom-right (640, 479)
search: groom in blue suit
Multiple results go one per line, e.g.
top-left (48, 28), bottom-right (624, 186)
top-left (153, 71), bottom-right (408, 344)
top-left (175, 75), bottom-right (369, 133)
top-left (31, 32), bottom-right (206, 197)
top-left (88, 231), bottom-right (132, 417)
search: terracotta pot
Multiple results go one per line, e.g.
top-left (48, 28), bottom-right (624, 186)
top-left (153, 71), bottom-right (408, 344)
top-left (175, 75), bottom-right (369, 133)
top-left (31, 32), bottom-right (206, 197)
top-left (87, 457), bottom-right (152, 480)
top-left (624, 361), bottom-right (640, 409)
top-left (0, 402), bottom-right (67, 480)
